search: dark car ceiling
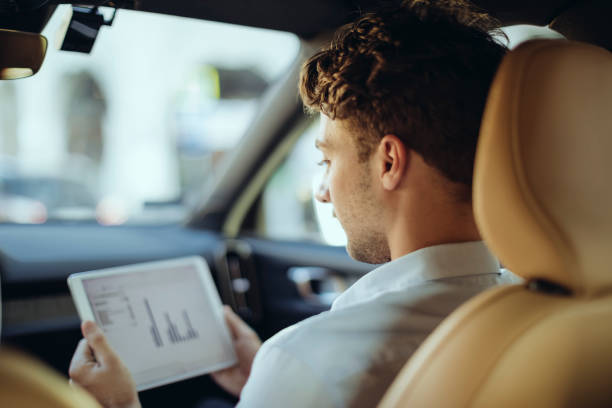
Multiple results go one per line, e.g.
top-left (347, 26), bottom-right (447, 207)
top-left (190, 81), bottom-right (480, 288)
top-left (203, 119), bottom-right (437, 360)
top-left (3, 0), bottom-right (592, 50)
top-left (45, 0), bottom-right (581, 36)
top-left (1, 0), bottom-right (610, 49)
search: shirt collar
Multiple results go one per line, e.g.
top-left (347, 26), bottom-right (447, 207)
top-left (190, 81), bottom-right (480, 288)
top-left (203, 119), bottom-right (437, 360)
top-left (330, 241), bottom-right (500, 311)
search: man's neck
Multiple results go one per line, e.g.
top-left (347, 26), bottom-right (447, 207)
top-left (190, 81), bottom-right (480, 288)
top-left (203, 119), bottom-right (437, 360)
top-left (386, 195), bottom-right (481, 261)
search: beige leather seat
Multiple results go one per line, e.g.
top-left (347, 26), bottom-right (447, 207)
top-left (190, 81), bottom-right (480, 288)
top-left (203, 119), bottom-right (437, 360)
top-left (379, 39), bottom-right (612, 407)
top-left (0, 349), bottom-right (100, 407)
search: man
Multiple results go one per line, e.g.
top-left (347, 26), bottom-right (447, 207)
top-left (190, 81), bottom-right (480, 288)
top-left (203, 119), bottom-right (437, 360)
top-left (69, 1), bottom-right (518, 407)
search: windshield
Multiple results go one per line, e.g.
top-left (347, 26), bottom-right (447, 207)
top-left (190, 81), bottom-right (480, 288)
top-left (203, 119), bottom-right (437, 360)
top-left (0, 6), bottom-right (300, 225)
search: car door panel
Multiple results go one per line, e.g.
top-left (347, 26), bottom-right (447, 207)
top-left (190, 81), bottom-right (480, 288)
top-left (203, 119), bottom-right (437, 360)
top-left (238, 237), bottom-right (372, 339)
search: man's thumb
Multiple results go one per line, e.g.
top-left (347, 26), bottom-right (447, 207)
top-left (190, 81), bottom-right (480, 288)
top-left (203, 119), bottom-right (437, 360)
top-left (224, 306), bottom-right (255, 339)
top-left (82, 321), bottom-right (114, 364)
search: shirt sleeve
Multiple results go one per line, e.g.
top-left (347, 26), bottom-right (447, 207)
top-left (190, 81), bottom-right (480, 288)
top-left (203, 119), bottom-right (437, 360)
top-left (237, 343), bottom-right (336, 408)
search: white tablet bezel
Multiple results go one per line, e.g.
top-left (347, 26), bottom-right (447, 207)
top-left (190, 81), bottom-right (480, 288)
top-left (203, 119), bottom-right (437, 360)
top-left (67, 256), bottom-right (237, 391)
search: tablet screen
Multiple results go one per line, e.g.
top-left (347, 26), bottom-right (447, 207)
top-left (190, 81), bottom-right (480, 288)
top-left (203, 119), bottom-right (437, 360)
top-left (79, 260), bottom-right (235, 390)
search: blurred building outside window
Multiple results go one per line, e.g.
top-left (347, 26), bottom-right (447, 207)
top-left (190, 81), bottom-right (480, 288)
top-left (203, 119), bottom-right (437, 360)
top-left (0, 5), bottom-right (300, 225)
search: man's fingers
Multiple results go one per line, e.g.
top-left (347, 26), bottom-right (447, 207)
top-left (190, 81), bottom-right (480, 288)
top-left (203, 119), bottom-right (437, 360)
top-left (211, 368), bottom-right (231, 381)
top-left (81, 321), bottom-right (117, 366)
top-left (223, 307), bottom-right (242, 340)
top-left (212, 364), bottom-right (237, 378)
top-left (223, 306), bottom-right (257, 340)
top-left (75, 337), bottom-right (94, 361)
top-left (69, 338), bottom-right (95, 380)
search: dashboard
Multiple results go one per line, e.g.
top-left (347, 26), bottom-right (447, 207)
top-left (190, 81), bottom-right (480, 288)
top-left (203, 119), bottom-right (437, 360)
top-left (0, 225), bottom-right (223, 367)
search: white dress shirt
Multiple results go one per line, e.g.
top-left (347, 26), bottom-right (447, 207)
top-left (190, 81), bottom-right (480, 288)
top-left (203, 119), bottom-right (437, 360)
top-left (238, 241), bottom-right (519, 407)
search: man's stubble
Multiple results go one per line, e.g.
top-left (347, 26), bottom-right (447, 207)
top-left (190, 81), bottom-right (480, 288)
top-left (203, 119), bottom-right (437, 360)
top-left (341, 163), bottom-right (392, 265)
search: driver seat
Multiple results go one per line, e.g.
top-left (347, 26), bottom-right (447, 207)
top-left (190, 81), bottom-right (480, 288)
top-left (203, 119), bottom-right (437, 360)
top-left (379, 39), bottom-right (612, 407)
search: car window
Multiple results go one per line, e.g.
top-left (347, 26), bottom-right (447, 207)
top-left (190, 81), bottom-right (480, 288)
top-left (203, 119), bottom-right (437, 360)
top-left (501, 25), bottom-right (565, 48)
top-left (0, 6), bottom-right (299, 225)
top-left (258, 118), bottom-right (348, 246)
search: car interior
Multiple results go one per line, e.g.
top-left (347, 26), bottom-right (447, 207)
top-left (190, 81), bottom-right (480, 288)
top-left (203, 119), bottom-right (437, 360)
top-left (0, 0), bottom-right (610, 407)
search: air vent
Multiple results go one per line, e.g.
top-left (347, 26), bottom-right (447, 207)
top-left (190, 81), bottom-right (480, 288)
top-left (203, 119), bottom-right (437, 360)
top-left (527, 279), bottom-right (572, 296)
top-left (214, 240), bottom-right (262, 322)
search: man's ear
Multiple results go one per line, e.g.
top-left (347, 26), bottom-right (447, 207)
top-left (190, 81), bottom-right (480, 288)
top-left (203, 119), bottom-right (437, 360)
top-left (376, 135), bottom-right (408, 191)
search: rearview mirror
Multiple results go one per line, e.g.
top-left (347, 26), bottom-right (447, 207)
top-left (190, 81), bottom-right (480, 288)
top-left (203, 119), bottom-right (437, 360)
top-left (0, 29), bottom-right (48, 80)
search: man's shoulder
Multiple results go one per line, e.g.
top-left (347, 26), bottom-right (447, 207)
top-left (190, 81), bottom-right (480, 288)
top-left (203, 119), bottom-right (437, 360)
top-left (251, 273), bottom-right (518, 407)
top-left (263, 281), bottom-right (460, 352)
top-left (255, 285), bottom-right (454, 407)
top-left (267, 271), bottom-right (520, 352)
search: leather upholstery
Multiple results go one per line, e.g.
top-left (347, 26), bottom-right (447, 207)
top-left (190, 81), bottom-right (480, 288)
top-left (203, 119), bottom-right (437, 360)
top-left (0, 350), bottom-right (100, 408)
top-left (475, 40), bottom-right (612, 297)
top-left (379, 40), bottom-right (612, 407)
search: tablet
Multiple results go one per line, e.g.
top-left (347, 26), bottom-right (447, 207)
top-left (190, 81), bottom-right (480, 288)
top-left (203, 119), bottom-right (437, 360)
top-left (67, 256), bottom-right (237, 391)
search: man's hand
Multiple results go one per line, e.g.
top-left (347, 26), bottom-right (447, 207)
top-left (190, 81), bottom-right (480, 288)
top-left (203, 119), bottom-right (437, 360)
top-left (211, 306), bottom-right (262, 397)
top-left (69, 321), bottom-right (141, 408)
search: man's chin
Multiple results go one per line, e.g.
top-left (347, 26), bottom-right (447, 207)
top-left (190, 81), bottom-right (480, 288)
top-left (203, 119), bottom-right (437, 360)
top-left (345, 241), bottom-right (390, 265)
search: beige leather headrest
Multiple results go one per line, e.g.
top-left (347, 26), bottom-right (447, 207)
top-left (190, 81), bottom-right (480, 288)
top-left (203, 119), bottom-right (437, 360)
top-left (474, 40), bottom-right (612, 297)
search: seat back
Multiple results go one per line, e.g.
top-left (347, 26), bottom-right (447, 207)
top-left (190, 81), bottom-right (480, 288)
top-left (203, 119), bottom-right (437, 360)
top-left (0, 350), bottom-right (100, 408)
top-left (379, 40), bottom-right (612, 407)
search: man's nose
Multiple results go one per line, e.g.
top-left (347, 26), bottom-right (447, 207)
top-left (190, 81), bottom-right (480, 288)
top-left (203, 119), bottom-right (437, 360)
top-left (315, 181), bottom-right (330, 203)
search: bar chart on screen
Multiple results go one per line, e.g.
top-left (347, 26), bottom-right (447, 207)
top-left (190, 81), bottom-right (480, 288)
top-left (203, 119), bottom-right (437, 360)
top-left (164, 310), bottom-right (199, 344)
top-left (144, 296), bottom-right (200, 347)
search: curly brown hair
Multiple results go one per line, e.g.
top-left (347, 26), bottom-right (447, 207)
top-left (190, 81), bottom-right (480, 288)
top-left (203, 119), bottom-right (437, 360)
top-left (299, 0), bottom-right (506, 193)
